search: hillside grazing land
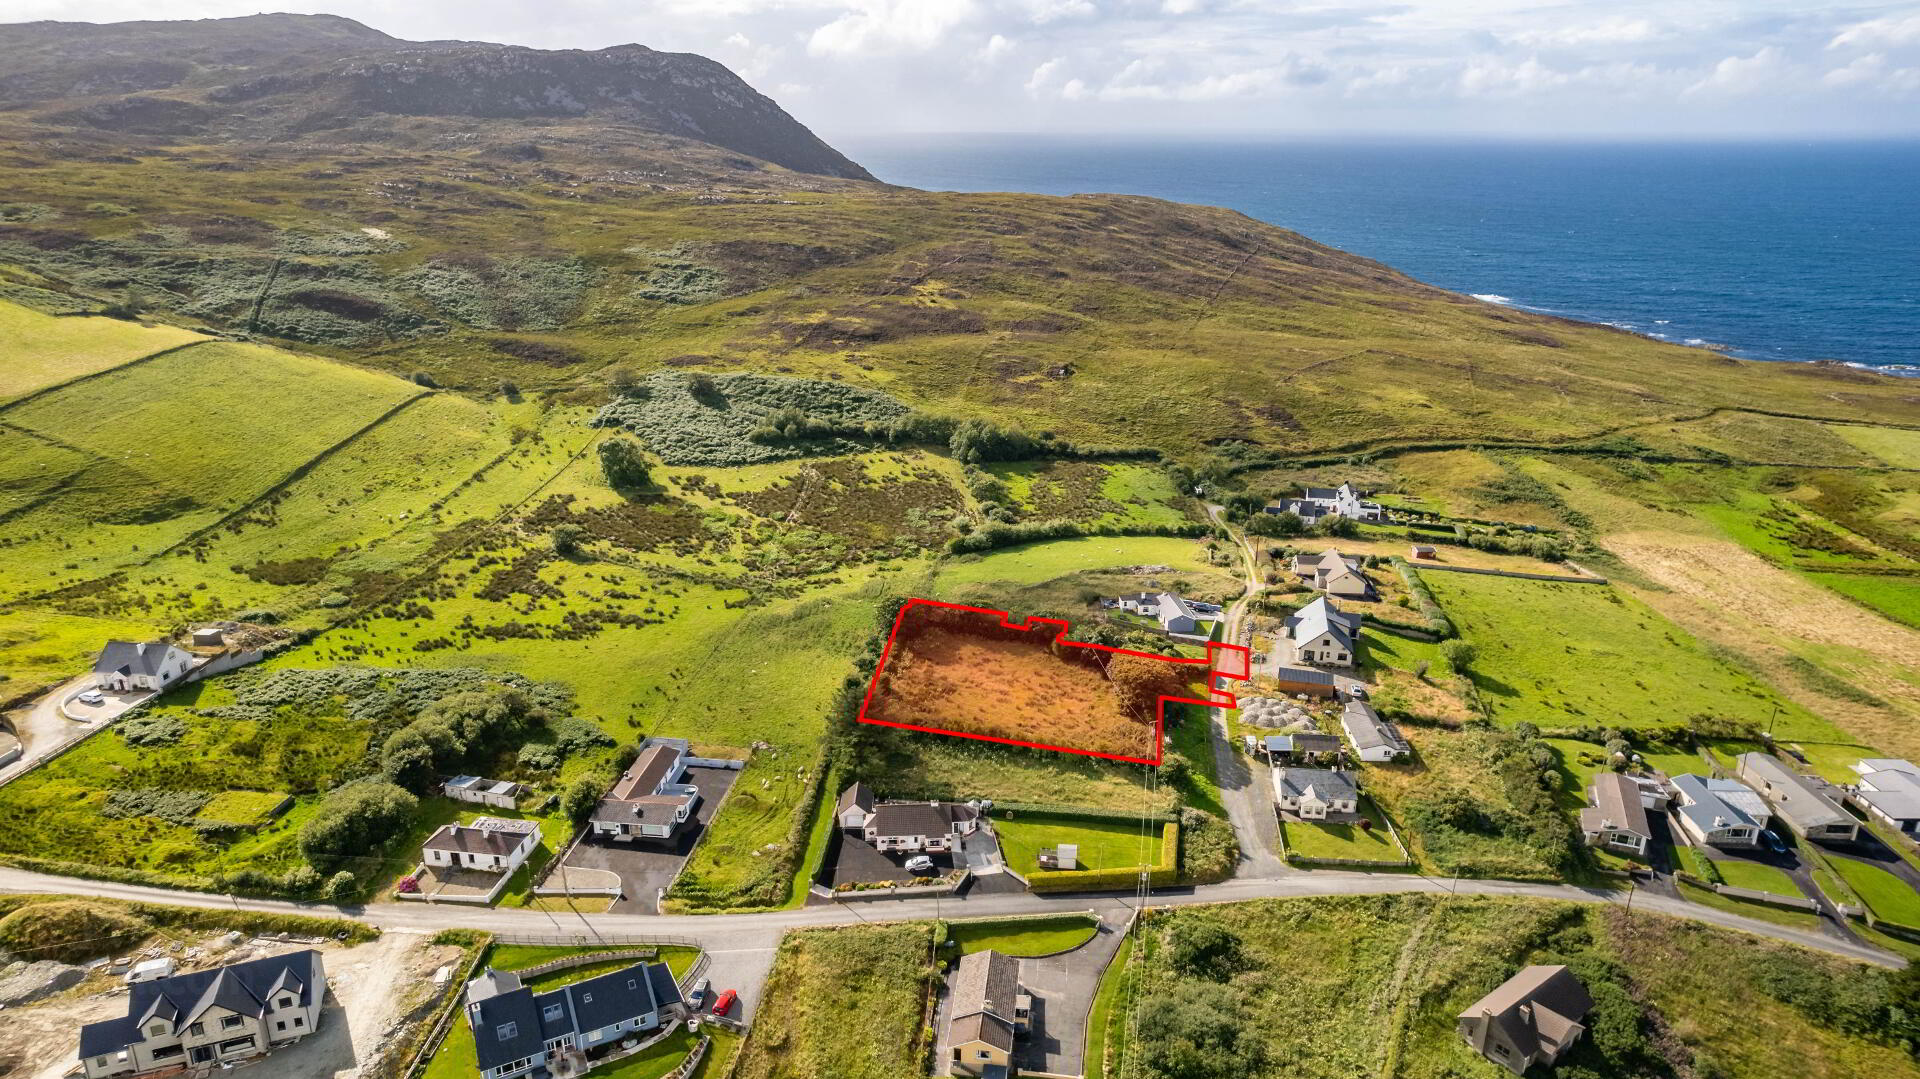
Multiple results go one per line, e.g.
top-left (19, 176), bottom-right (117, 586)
top-left (1420, 570), bottom-right (1834, 738)
top-left (0, 302), bottom-right (205, 401)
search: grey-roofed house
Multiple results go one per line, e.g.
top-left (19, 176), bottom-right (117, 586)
top-left (444, 775), bottom-right (524, 809)
top-left (422, 817), bottom-right (540, 875)
top-left (859, 797), bottom-right (980, 853)
top-left (1273, 767), bottom-right (1360, 820)
top-left (1669, 773), bottom-right (1764, 848)
top-left (945, 950), bottom-right (1028, 1077)
top-left (1736, 752), bottom-right (1860, 843)
top-left (1285, 596), bottom-right (1362, 667)
top-left (1111, 591), bottom-right (1223, 635)
top-left (1293, 548), bottom-right (1377, 600)
top-left (79, 950), bottom-right (325, 1078)
top-left (1457, 965), bottom-right (1592, 1075)
top-left (1277, 731), bottom-right (1342, 762)
top-left (1851, 759), bottom-right (1920, 834)
top-left (464, 959), bottom-right (682, 1079)
top-left (590, 737), bottom-right (700, 842)
top-left (1579, 773), bottom-right (1652, 857)
top-left (1340, 701), bottom-right (1409, 762)
top-left (91, 639), bottom-right (195, 694)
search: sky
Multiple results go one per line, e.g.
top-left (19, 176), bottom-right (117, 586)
top-left (12, 1), bottom-right (1920, 138)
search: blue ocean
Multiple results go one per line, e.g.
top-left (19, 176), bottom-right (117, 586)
top-left (837, 136), bottom-right (1920, 374)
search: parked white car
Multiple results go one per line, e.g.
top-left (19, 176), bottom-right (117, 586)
top-left (77, 689), bottom-right (106, 706)
top-left (904, 855), bottom-right (935, 873)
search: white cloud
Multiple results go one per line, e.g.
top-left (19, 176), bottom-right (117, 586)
top-left (979, 33), bottom-right (1015, 61)
top-left (1823, 52), bottom-right (1920, 94)
top-left (1829, 12), bottom-right (1920, 50)
top-left (1686, 46), bottom-right (1795, 96)
top-left (806, 0), bottom-right (978, 57)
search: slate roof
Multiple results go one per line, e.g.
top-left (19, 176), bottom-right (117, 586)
top-left (1286, 596), bottom-right (1361, 649)
top-left (1263, 734), bottom-right (1294, 753)
top-left (610, 741), bottom-right (683, 801)
top-left (867, 800), bottom-right (977, 840)
top-left (1288, 732), bottom-right (1342, 755)
top-left (1274, 767), bottom-right (1358, 803)
top-left (91, 639), bottom-right (191, 680)
top-left (1855, 758), bottom-right (1918, 777)
top-left (837, 782), bottom-right (875, 816)
top-left (1856, 768), bottom-right (1920, 823)
top-left (1671, 773), bottom-right (1764, 834)
top-left (1269, 665), bottom-right (1337, 687)
top-left (1459, 966), bottom-right (1592, 1062)
top-left (79, 950), bottom-right (322, 1058)
top-left (1340, 701), bottom-right (1408, 755)
top-left (423, 817), bottom-right (539, 857)
top-left (1579, 773), bottom-right (1651, 841)
top-left (951, 950), bottom-right (1020, 1023)
top-left (466, 961), bottom-right (678, 1072)
top-left (1737, 753), bottom-right (1855, 831)
top-left (950, 1011), bottom-right (1015, 1053)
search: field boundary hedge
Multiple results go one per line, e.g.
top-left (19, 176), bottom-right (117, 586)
top-left (949, 519), bottom-right (1208, 555)
top-left (992, 802), bottom-right (1176, 825)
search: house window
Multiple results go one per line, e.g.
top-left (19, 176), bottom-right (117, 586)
top-left (543, 1004), bottom-right (564, 1022)
top-left (292, 1017), bottom-right (303, 1029)
top-left (979, 1050), bottom-right (992, 1059)
top-left (218, 1036), bottom-right (256, 1055)
top-left (497, 1023), bottom-right (518, 1042)
top-left (279, 996), bottom-right (294, 1009)
top-left (189, 1023), bottom-right (205, 1036)
top-left (582, 993), bottom-right (593, 1004)
top-left (277, 1021), bottom-right (287, 1032)
top-left (222, 1015), bottom-right (246, 1030)
top-left (149, 1024), bottom-right (168, 1037)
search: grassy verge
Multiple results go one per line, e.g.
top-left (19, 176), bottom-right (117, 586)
top-left (1083, 931), bottom-right (1135, 1079)
top-left (1677, 877), bottom-right (1823, 931)
top-left (1829, 857), bottom-right (1920, 927)
top-left (941, 914), bottom-right (1099, 957)
top-left (732, 923), bottom-right (936, 1079)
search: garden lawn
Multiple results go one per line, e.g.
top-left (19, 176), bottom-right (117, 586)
top-left (1419, 572), bottom-right (1832, 737)
top-left (731, 923), bottom-right (935, 1079)
top-left (1830, 857), bottom-right (1920, 928)
top-left (993, 812), bottom-right (1165, 873)
top-left (1713, 860), bottom-right (1803, 898)
top-left (944, 914), bottom-right (1099, 957)
top-left (867, 729), bottom-right (1171, 814)
top-left (1281, 798), bottom-right (1407, 864)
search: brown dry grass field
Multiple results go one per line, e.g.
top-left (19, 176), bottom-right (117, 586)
top-left (865, 612), bottom-right (1202, 761)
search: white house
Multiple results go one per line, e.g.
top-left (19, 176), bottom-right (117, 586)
top-left (91, 640), bottom-right (195, 694)
top-left (79, 950), bottom-right (326, 1078)
top-left (444, 776), bottom-right (524, 809)
top-left (1292, 548), bottom-right (1377, 600)
top-left (465, 960), bottom-right (682, 1079)
top-left (1111, 591), bottom-right (1224, 635)
top-left (1273, 767), bottom-right (1359, 820)
top-left (1578, 773), bottom-right (1652, 857)
top-left (589, 738), bottom-right (700, 842)
top-left (1339, 701), bottom-right (1409, 762)
top-left (1670, 773), bottom-right (1764, 849)
top-left (1852, 759), bottom-right (1920, 834)
top-left (836, 784), bottom-right (980, 853)
top-left (1285, 596), bottom-right (1362, 667)
top-left (422, 817), bottom-right (541, 875)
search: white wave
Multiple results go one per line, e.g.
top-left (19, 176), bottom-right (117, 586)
top-left (1471, 293), bottom-right (1513, 305)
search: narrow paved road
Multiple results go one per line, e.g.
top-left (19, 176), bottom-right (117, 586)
top-left (1200, 504), bottom-right (1288, 875)
top-left (0, 864), bottom-right (1896, 967)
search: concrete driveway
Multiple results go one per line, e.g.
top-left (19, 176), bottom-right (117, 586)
top-left (0, 675), bottom-right (150, 785)
top-left (558, 766), bottom-right (739, 914)
top-left (1013, 908), bottom-right (1133, 1077)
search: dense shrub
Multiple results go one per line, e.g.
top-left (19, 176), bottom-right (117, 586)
top-left (118, 714), bottom-right (186, 747)
top-left (597, 437), bottom-right (651, 492)
top-left (378, 686), bottom-right (548, 792)
top-left (593, 372), bottom-right (909, 466)
top-left (949, 517), bottom-right (1206, 554)
top-left (1131, 988), bottom-right (1264, 1079)
top-left (0, 900), bottom-right (151, 963)
top-left (1166, 915), bottom-right (1246, 980)
top-left (101, 788), bottom-right (211, 826)
top-left (299, 781), bottom-right (418, 873)
top-left (1176, 808), bottom-right (1238, 885)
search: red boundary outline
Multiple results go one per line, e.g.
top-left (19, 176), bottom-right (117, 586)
top-left (856, 597), bottom-right (1250, 766)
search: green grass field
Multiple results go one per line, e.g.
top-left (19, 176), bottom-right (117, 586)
top-left (993, 812), bottom-right (1165, 873)
top-left (1830, 857), bottom-right (1920, 927)
top-left (943, 914), bottom-right (1098, 956)
top-left (732, 923), bottom-right (934, 1079)
top-left (1280, 798), bottom-right (1407, 864)
top-left (0, 300), bottom-right (203, 400)
top-left (1804, 572), bottom-right (1920, 629)
top-left (933, 535), bottom-right (1223, 591)
top-left (1713, 859), bottom-right (1803, 898)
top-left (1421, 572), bottom-right (1831, 736)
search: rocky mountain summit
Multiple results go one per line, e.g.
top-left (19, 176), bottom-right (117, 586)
top-left (0, 13), bottom-right (870, 179)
